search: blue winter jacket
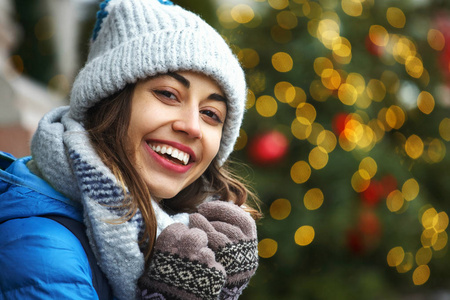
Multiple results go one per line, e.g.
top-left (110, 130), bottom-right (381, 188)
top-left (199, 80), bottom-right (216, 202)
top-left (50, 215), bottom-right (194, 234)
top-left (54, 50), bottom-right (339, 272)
top-left (0, 151), bottom-right (100, 299)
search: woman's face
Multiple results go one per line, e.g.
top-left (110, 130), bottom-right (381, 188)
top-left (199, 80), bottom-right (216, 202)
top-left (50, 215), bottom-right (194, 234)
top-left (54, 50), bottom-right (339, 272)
top-left (127, 71), bottom-right (227, 201)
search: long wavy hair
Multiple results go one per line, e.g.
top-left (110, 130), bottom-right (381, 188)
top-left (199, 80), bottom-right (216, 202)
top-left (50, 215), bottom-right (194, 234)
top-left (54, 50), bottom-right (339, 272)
top-left (84, 80), bottom-right (260, 265)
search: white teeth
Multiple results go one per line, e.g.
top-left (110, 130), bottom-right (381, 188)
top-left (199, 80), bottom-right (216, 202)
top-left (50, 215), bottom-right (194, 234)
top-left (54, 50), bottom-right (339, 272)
top-left (177, 152), bottom-right (184, 161)
top-left (150, 144), bottom-right (190, 165)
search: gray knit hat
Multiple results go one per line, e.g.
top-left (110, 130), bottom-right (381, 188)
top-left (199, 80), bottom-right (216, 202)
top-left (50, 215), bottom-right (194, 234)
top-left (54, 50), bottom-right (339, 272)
top-left (69, 0), bottom-right (247, 165)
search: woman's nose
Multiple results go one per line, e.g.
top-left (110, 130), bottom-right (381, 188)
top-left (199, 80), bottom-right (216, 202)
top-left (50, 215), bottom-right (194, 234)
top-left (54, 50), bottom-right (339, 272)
top-left (172, 107), bottom-right (202, 139)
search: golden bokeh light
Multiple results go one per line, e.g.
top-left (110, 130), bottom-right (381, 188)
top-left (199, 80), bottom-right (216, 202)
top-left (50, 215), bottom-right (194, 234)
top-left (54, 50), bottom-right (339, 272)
top-left (238, 48), bottom-right (260, 69)
top-left (292, 119), bottom-right (313, 140)
top-left (417, 91), bottom-right (435, 114)
top-left (317, 130), bottom-right (337, 153)
top-left (270, 198), bottom-right (292, 220)
top-left (307, 123), bottom-right (325, 145)
top-left (405, 134), bottom-right (424, 159)
top-left (256, 95), bottom-right (278, 117)
top-left (413, 265), bottom-right (430, 285)
top-left (272, 52), bottom-right (294, 72)
top-left (434, 212), bottom-right (449, 233)
top-left (217, 5), bottom-right (239, 29)
top-left (387, 246), bottom-right (405, 267)
top-left (385, 105), bottom-right (406, 130)
top-left (277, 10), bottom-right (298, 30)
top-left (386, 190), bottom-right (404, 213)
top-left (317, 18), bottom-right (341, 49)
top-left (393, 36), bottom-right (417, 64)
top-left (428, 29), bottom-right (445, 51)
top-left (274, 81), bottom-right (295, 103)
top-left (288, 87), bottom-right (307, 107)
top-left (396, 252), bottom-right (413, 273)
top-left (291, 160), bottom-right (312, 184)
top-left (258, 238), bottom-right (278, 258)
top-left (351, 169), bottom-right (371, 193)
top-left (432, 231), bottom-right (448, 251)
top-left (422, 207), bottom-right (438, 229)
top-left (332, 37), bottom-right (352, 59)
top-left (381, 70), bottom-right (400, 94)
top-left (303, 188), bottom-right (324, 210)
top-left (308, 146), bottom-right (329, 169)
top-left (268, 0), bottom-right (289, 10)
top-left (234, 129), bottom-right (248, 151)
top-left (369, 25), bottom-right (389, 47)
top-left (231, 4), bottom-right (255, 24)
top-left (405, 56), bottom-right (424, 78)
top-left (386, 7), bottom-right (406, 29)
top-left (421, 228), bottom-right (437, 248)
top-left (310, 80), bottom-right (332, 102)
top-left (321, 68), bottom-right (342, 90)
top-left (415, 247), bottom-right (432, 266)
top-left (295, 225), bottom-right (315, 246)
top-left (359, 157), bottom-right (377, 179)
top-left (366, 79), bottom-right (386, 102)
top-left (246, 89), bottom-right (256, 109)
top-left (439, 118), bottom-right (450, 141)
top-left (402, 178), bottom-right (419, 201)
top-left (338, 83), bottom-right (358, 105)
top-left (296, 102), bottom-right (317, 125)
top-left (346, 72), bottom-right (366, 94)
top-left (341, 0), bottom-right (363, 17)
top-left (314, 57), bottom-right (334, 76)
top-left (426, 138), bottom-right (446, 163)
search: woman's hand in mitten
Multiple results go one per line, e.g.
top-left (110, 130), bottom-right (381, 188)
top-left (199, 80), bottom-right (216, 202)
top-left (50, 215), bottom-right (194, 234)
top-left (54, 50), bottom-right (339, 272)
top-left (189, 201), bottom-right (258, 300)
top-left (138, 222), bottom-right (226, 300)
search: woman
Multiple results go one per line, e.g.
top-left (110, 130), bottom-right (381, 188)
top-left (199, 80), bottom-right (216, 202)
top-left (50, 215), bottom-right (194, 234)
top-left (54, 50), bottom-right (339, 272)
top-left (0, 0), bottom-right (260, 299)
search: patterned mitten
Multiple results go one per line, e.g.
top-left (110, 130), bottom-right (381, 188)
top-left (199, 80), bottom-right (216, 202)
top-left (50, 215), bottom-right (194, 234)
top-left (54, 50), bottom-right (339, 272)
top-left (138, 222), bottom-right (226, 300)
top-left (189, 201), bottom-right (259, 300)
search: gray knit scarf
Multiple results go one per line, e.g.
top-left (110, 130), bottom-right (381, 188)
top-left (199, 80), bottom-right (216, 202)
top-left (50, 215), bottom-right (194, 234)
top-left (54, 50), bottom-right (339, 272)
top-left (31, 106), bottom-right (189, 300)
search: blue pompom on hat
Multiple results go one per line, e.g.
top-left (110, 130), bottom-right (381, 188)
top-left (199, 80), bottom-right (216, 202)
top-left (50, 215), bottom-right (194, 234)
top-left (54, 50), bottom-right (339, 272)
top-left (69, 0), bottom-right (247, 165)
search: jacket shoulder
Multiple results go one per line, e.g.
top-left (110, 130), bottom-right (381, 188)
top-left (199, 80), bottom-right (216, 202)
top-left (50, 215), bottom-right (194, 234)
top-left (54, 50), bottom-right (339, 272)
top-left (0, 216), bottom-right (99, 299)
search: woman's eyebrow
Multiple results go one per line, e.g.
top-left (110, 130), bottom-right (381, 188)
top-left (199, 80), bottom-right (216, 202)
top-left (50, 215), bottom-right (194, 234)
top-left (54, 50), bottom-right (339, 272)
top-left (208, 93), bottom-right (227, 103)
top-left (166, 72), bottom-right (190, 88)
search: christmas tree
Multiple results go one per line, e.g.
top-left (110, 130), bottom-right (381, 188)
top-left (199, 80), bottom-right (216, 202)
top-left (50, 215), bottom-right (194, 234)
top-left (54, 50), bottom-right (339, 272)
top-left (215, 0), bottom-right (450, 299)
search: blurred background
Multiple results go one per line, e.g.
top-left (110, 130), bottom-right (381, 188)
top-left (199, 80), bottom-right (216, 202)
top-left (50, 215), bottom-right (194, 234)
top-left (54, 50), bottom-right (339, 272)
top-left (1, 0), bottom-right (450, 299)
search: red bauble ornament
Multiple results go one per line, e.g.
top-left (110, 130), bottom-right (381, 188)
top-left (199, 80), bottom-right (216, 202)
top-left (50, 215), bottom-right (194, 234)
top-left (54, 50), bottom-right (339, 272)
top-left (361, 180), bottom-right (383, 207)
top-left (358, 210), bottom-right (381, 237)
top-left (365, 35), bottom-right (384, 57)
top-left (332, 112), bottom-right (349, 136)
top-left (247, 130), bottom-right (288, 166)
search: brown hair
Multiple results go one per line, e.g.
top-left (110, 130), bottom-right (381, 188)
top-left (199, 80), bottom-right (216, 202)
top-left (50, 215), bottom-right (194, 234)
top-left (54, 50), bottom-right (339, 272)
top-left (84, 81), bottom-right (260, 265)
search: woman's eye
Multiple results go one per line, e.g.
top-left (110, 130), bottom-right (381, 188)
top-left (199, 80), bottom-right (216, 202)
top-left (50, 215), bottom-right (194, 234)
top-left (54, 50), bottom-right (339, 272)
top-left (154, 90), bottom-right (177, 100)
top-left (201, 109), bottom-right (223, 124)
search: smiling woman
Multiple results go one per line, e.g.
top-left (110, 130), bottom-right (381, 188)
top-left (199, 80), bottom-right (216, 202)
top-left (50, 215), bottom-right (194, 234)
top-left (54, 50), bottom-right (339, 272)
top-left (0, 0), bottom-right (260, 300)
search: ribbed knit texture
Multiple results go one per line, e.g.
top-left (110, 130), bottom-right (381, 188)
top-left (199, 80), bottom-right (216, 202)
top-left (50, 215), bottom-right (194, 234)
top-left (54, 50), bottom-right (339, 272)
top-left (31, 107), bottom-right (189, 300)
top-left (69, 0), bottom-right (247, 165)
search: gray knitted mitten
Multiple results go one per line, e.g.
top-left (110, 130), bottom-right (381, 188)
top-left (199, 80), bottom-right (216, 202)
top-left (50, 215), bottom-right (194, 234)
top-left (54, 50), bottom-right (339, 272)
top-left (190, 201), bottom-right (259, 300)
top-left (138, 223), bottom-right (226, 300)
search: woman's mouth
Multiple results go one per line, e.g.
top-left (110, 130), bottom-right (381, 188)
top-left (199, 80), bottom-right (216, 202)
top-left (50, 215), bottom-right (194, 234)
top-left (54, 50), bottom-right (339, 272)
top-left (148, 143), bottom-right (190, 165)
